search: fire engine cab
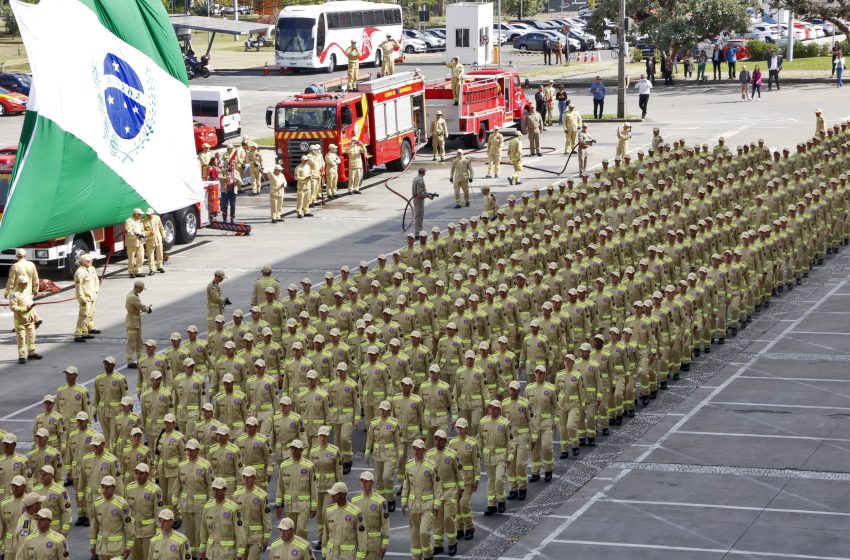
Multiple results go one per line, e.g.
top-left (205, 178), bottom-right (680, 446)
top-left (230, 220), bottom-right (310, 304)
top-left (267, 72), bottom-right (426, 184)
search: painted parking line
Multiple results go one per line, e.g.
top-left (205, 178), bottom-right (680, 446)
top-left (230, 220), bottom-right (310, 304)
top-left (675, 430), bottom-right (850, 443)
top-left (550, 540), bottom-right (850, 560)
top-left (711, 401), bottom-right (850, 412)
top-left (599, 498), bottom-right (850, 517)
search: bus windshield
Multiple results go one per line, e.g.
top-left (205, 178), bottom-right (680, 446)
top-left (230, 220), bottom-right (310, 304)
top-left (276, 106), bottom-right (337, 130)
top-left (277, 17), bottom-right (315, 53)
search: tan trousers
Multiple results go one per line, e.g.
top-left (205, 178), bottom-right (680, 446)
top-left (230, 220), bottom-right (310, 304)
top-left (453, 180), bottom-right (470, 205)
top-left (126, 243), bottom-right (144, 274)
top-left (296, 184), bottom-right (311, 216)
top-left (508, 434), bottom-right (529, 491)
top-left (75, 299), bottom-right (92, 336)
top-left (327, 172), bottom-right (338, 196)
top-left (433, 137), bottom-right (445, 159)
top-left (374, 459), bottom-right (395, 503)
top-left (382, 57), bottom-right (394, 76)
top-left (485, 462), bottom-right (506, 505)
top-left (332, 421), bottom-right (354, 462)
top-left (126, 327), bottom-right (142, 363)
top-left (511, 159), bottom-right (522, 183)
top-left (487, 154), bottom-right (501, 177)
top-left (286, 509), bottom-right (310, 540)
top-left (347, 65), bottom-right (358, 89)
top-left (310, 177), bottom-right (321, 202)
top-left (528, 131), bottom-right (540, 154)
top-left (433, 496), bottom-right (457, 545)
top-left (559, 407), bottom-right (580, 449)
top-left (130, 536), bottom-right (151, 560)
top-left (457, 482), bottom-right (473, 530)
top-left (270, 194), bottom-right (283, 220)
top-left (530, 428), bottom-right (553, 474)
top-left (146, 240), bottom-right (163, 273)
top-left (183, 511), bottom-right (202, 554)
top-left (348, 167), bottom-right (362, 193)
top-left (408, 510), bottom-right (433, 560)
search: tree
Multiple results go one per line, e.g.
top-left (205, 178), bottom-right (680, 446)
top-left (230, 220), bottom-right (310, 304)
top-left (502, 0), bottom-right (546, 19)
top-left (765, 0), bottom-right (850, 38)
top-left (587, 0), bottom-right (753, 58)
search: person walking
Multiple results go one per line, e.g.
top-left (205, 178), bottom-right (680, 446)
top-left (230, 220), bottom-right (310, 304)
top-left (767, 49), bottom-right (782, 91)
top-left (711, 44), bottom-right (723, 80)
top-left (590, 76), bottom-right (606, 119)
top-left (751, 64), bottom-right (762, 100)
top-left (835, 51), bottom-right (845, 88)
top-left (577, 124), bottom-right (595, 177)
top-left (696, 50), bottom-right (707, 82)
top-left (633, 74), bottom-right (652, 119)
top-left (738, 64), bottom-right (751, 101)
top-left (645, 56), bottom-right (656, 84)
top-left (522, 106), bottom-right (543, 157)
top-left (832, 41), bottom-right (841, 77)
top-left (726, 43), bottom-right (738, 79)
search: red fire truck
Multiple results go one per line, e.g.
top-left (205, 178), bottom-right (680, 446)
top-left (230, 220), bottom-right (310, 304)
top-left (267, 72), bottom-right (426, 183)
top-left (466, 68), bottom-right (532, 125)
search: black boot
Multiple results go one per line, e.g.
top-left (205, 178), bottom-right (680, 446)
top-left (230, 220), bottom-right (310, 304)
top-left (456, 529), bottom-right (465, 540)
top-left (615, 415), bottom-right (623, 425)
top-left (572, 446), bottom-right (580, 457)
top-left (314, 542), bottom-right (322, 551)
top-left (75, 517), bottom-right (86, 527)
top-left (518, 488), bottom-right (527, 500)
top-left (342, 462), bottom-right (352, 474)
top-left (660, 381), bottom-right (667, 390)
top-left (673, 371), bottom-right (681, 380)
top-left (528, 473), bottom-right (540, 483)
top-left (602, 428), bottom-right (610, 436)
top-left (579, 437), bottom-right (587, 446)
top-left (464, 528), bottom-right (475, 540)
top-left (650, 390), bottom-right (658, 399)
top-left (641, 397), bottom-right (649, 406)
top-left (693, 349), bottom-right (701, 357)
top-left (704, 347), bottom-right (711, 354)
top-left (396, 486), bottom-right (402, 496)
top-left (173, 520), bottom-right (182, 530)
top-left (507, 490), bottom-right (518, 500)
top-left (587, 437), bottom-right (596, 447)
top-left (484, 506), bottom-right (497, 516)
top-left (433, 545), bottom-right (444, 555)
top-left (627, 409), bottom-right (635, 417)
top-left (560, 451), bottom-right (569, 459)
top-left (682, 363), bottom-right (690, 371)
top-left (544, 471), bottom-right (553, 482)
top-left (497, 501), bottom-right (506, 513)
top-left (449, 544), bottom-right (457, 556)
top-left (387, 500), bottom-right (396, 512)
top-left (719, 337), bottom-right (725, 344)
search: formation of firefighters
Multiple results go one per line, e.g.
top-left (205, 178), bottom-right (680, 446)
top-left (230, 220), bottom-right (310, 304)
top-left (4, 118), bottom-right (850, 560)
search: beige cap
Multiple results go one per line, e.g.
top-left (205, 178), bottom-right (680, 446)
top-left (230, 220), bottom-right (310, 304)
top-left (150, 370), bottom-right (163, 380)
top-left (11, 475), bottom-right (27, 486)
top-left (163, 413), bottom-right (176, 423)
top-left (38, 465), bottom-right (54, 476)
top-left (201, 402), bottom-right (214, 412)
top-left (490, 400), bottom-right (502, 409)
top-left (90, 433), bottom-right (105, 446)
top-left (185, 439), bottom-right (200, 450)
top-left (217, 425), bottom-right (230, 436)
top-left (411, 439), bottom-right (426, 449)
top-left (211, 477), bottom-right (228, 490)
top-left (221, 373), bottom-right (235, 383)
top-left (378, 400), bottom-right (392, 411)
top-left (64, 366), bottom-right (79, 375)
top-left (135, 462), bottom-right (150, 473)
top-left (278, 517), bottom-right (296, 530)
top-left (359, 471), bottom-right (375, 481)
top-left (289, 439), bottom-right (303, 449)
top-left (36, 508), bottom-right (53, 520)
top-left (245, 416), bottom-right (259, 427)
top-left (455, 417), bottom-right (469, 428)
top-left (328, 481), bottom-right (349, 495)
top-left (130, 427), bottom-right (143, 436)
top-left (100, 475), bottom-right (117, 486)
top-left (35, 428), bottom-right (49, 438)
top-left (279, 396), bottom-right (292, 405)
top-left (318, 426), bottom-right (332, 436)
top-left (183, 357), bottom-right (195, 367)
top-left (306, 370), bottom-right (318, 380)
top-left (242, 465), bottom-right (257, 477)
top-left (158, 509), bottom-right (175, 520)
top-left (23, 493), bottom-right (45, 507)
top-left (42, 394), bottom-right (56, 403)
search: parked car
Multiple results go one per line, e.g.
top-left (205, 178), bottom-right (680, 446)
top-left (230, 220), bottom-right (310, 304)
top-left (751, 23), bottom-right (783, 40)
top-left (220, 5), bottom-right (252, 15)
top-left (403, 28), bottom-right (444, 51)
top-left (578, 6), bottom-right (593, 18)
top-left (634, 41), bottom-right (657, 57)
top-left (512, 31), bottom-right (551, 51)
top-left (424, 28), bottom-right (446, 39)
top-left (510, 19), bottom-right (557, 30)
top-left (811, 18), bottom-right (835, 35)
top-left (744, 29), bottom-right (775, 43)
top-left (0, 87), bottom-right (27, 116)
top-left (568, 29), bottom-right (596, 50)
top-left (0, 73), bottom-right (30, 96)
top-left (0, 146), bottom-right (16, 173)
top-left (401, 36), bottom-right (427, 54)
top-left (193, 121), bottom-right (219, 153)
top-left (495, 23), bottom-right (525, 42)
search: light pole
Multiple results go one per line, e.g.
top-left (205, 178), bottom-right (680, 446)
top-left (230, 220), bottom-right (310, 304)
top-left (786, 10), bottom-right (794, 61)
top-left (498, 0), bottom-right (502, 67)
top-left (617, 0), bottom-right (626, 118)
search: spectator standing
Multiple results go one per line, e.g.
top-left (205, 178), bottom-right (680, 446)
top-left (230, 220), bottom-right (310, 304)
top-left (682, 54), bottom-right (693, 79)
top-left (751, 64), bottom-right (762, 100)
top-left (711, 45), bottom-right (723, 80)
top-left (767, 49), bottom-right (782, 91)
top-left (645, 56), bottom-right (656, 84)
top-left (590, 77), bottom-right (606, 119)
top-left (633, 74), bottom-right (652, 119)
top-left (738, 64), bottom-right (751, 101)
top-left (836, 51), bottom-right (845, 88)
top-left (534, 86), bottom-right (547, 130)
top-left (697, 50), bottom-right (707, 82)
top-left (553, 39), bottom-right (563, 64)
top-left (726, 44), bottom-right (738, 79)
top-left (832, 41), bottom-right (842, 77)
top-left (220, 162), bottom-right (240, 224)
top-left (556, 85), bottom-right (568, 124)
top-left (542, 38), bottom-right (552, 65)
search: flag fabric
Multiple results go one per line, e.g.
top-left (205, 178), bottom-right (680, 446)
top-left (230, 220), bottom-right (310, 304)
top-left (0, 0), bottom-right (203, 249)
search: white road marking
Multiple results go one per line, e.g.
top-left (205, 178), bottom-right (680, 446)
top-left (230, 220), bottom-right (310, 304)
top-left (600, 498), bottom-right (850, 517)
top-left (550, 540), bottom-right (850, 560)
top-left (712, 401), bottom-right (850, 411)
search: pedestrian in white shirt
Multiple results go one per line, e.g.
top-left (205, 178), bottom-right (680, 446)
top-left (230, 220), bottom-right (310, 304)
top-left (633, 74), bottom-right (652, 119)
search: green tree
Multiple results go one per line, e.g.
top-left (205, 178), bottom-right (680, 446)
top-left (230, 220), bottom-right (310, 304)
top-left (765, 0), bottom-right (850, 38)
top-left (587, 0), bottom-right (753, 58)
top-left (502, 0), bottom-right (546, 19)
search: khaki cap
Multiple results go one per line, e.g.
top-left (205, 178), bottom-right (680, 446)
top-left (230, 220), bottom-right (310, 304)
top-left (36, 508), bottom-right (53, 520)
top-left (378, 400), bottom-right (392, 411)
top-left (211, 477), bottom-right (228, 490)
top-left (184, 439), bottom-right (200, 450)
top-left (328, 482), bottom-right (349, 495)
top-left (359, 471), bottom-right (375, 481)
top-left (135, 462), bottom-right (150, 473)
top-left (289, 439), bottom-right (303, 449)
top-left (245, 416), bottom-right (259, 427)
top-left (23, 493), bottom-right (45, 507)
top-left (35, 428), bottom-right (49, 438)
top-left (242, 466), bottom-right (257, 477)
top-left (279, 517), bottom-right (296, 530)
top-left (318, 426), bottom-right (331, 436)
top-left (158, 509), bottom-right (175, 520)
top-left (11, 475), bottom-right (27, 486)
top-left (455, 417), bottom-right (469, 428)
top-left (100, 475), bottom-right (117, 486)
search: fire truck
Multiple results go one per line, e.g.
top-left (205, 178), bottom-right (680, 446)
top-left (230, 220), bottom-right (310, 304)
top-left (0, 146), bottom-right (211, 277)
top-left (267, 72), bottom-right (426, 183)
top-left (466, 68), bottom-right (532, 125)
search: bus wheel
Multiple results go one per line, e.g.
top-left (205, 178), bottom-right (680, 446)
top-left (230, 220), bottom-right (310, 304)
top-left (326, 55), bottom-right (337, 74)
top-left (174, 207), bottom-right (199, 245)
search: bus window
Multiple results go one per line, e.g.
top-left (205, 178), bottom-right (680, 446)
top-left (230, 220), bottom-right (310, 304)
top-left (277, 17), bottom-right (315, 52)
top-left (364, 11), bottom-right (375, 26)
top-left (317, 13), bottom-right (326, 54)
top-left (374, 10), bottom-right (385, 25)
top-left (338, 12), bottom-right (351, 28)
top-left (328, 13), bottom-right (339, 30)
top-left (351, 12), bottom-right (363, 27)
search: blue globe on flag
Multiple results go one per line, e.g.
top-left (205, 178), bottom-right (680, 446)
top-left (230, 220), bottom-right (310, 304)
top-left (102, 52), bottom-right (147, 140)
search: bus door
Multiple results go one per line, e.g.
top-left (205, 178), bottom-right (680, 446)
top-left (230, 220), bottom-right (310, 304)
top-left (316, 13), bottom-right (326, 57)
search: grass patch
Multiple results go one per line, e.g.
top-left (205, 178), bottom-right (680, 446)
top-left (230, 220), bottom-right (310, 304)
top-left (254, 136), bottom-right (276, 147)
top-left (779, 56), bottom-right (833, 71)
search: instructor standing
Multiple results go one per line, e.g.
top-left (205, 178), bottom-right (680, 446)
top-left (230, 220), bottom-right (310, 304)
top-left (411, 168), bottom-right (429, 235)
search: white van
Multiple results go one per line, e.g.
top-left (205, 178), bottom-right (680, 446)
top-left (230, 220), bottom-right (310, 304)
top-left (189, 85), bottom-right (241, 142)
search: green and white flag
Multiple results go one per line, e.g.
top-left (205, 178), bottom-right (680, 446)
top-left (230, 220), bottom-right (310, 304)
top-left (0, 0), bottom-right (203, 249)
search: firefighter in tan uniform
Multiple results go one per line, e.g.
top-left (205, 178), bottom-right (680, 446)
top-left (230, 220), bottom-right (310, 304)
top-left (125, 280), bottom-right (151, 369)
top-left (485, 127), bottom-right (504, 179)
top-left (124, 462), bottom-right (161, 560)
top-left (426, 430), bottom-right (459, 556)
top-left (93, 357), bottom-right (127, 443)
top-left (275, 440), bottom-right (317, 540)
top-left (307, 145), bottom-right (324, 204)
top-left (364, 401), bottom-right (402, 510)
top-left (322, 482), bottom-right (367, 560)
top-left (154, 414), bottom-right (184, 515)
top-left (10, 275), bottom-right (38, 364)
top-left (308, 426), bottom-right (341, 548)
top-left (236, 417), bottom-right (272, 490)
top-left (200, 477), bottom-right (245, 560)
top-left (206, 271), bottom-right (227, 333)
top-left (351, 471), bottom-right (388, 560)
top-left (447, 57), bottom-right (464, 104)
top-left (401, 439), bottom-right (442, 560)
top-left (268, 164), bottom-right (286, 224)
top-left (295, 156), bottom-right (313, 219)
top-left (526, 366), bottom-right (557, 482)
top-left (148, 509), bottom-right (191, 560)
top-left (208, 426), bottom-right (242, 496)
top-left (246, 143), bottom-right (263, 195)
top-left (378, 34), bottom-right (399, 76)
top-left (176, 439), bottom-right (212, 557)
top-left (391, 378), bottom-right (424, 481)
top-left (32, 466), bottom-right (72, 536)
top-left (124, 209), bottom-right (145, 277)
top-left (143, 209), bottom-right (166, 275)
top-left (17, 507), bottom-right (68, 560)
top-left (450, 150), bottom-right (473, 208)
top-left (263, 396), bottom-right (304, 465)
top-left (419, 365), bottom-right (457, 447)
top-left (0, 476), bottom-right (29, 556)
top-left (233, 466), bottom-right (271, 560)
top-left (555, 354), bottom-right (586, 458)
top-left (345, 40), bottom-right (362, 90)
top-left (328, 363), bottom-right (359, 473)
top-left (73, 253), bottom-right (99, 342)
top-left (479, 400), bottom-right (511, 516)
top-left (501, 380), bottom-right (531, 500)
top-left (430, 111), bottom-right (448, 162)
top-left (89, 475), bottom-right (134, 560)
top-left (508, 133), bottom-right (523, 185)
top-left (346, 141), bottom-right (366, 195)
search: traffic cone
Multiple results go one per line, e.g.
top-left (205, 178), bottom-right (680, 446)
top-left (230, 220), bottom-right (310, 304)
top-left (584, 51), bottom-right (588, 62)
top-left (591, 51), bottom-right (596, 62)
top-left (263, 63), bottom-right (270, 77)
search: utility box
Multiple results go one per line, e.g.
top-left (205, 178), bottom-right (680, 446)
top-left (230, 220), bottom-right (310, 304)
top-left (446, 2), bottom-right (494, 66)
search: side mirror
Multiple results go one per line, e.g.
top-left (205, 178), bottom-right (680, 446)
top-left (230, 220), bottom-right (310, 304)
top-left (341, 107), bottom-right (353, 126)
top-left (265, 107), bottom-right (273, 127)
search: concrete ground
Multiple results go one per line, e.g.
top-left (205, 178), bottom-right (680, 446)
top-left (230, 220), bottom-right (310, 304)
top-left (0, 81), bottom-right (849, 558)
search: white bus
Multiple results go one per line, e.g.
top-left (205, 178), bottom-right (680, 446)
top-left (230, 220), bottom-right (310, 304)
top-left (275, 1), bottom-right (403, 73)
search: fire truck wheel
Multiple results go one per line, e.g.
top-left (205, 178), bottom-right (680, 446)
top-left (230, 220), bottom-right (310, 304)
top-left (469, 124), bottom-right (488, 150)
top-left (174, 207), bottom-right (199, 245)
top-left (160, 213), bottom-right (177, 252)
top-left (64, 238), bottom-right (91, 279)
top-left (387, 139), bottom-right (413, 172)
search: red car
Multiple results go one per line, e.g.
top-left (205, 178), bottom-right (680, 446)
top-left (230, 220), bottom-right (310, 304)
top-left (0, 87), bottom-right (27, 116)
top-left (0, 146), bottom-right (17, 173)
top-left (193, 120), bottom-right (219, 152)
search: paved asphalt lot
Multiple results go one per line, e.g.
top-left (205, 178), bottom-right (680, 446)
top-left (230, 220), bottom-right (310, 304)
top-left (0, 81), bottom-right (849, 559)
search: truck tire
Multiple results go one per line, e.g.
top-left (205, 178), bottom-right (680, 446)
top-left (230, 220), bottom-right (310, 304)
top-left (469, 123), bottom-right (487, 150)
top-left (372, 50), bottom-right (382, 68)
top-left (386, 139), bottom-right (413, 171)
top-left (174, 207), bottom-right (199, 245)
top-left (63, 238), bottom-right (90, 278)
top-left (161, 213), bottom-right (176, 252)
